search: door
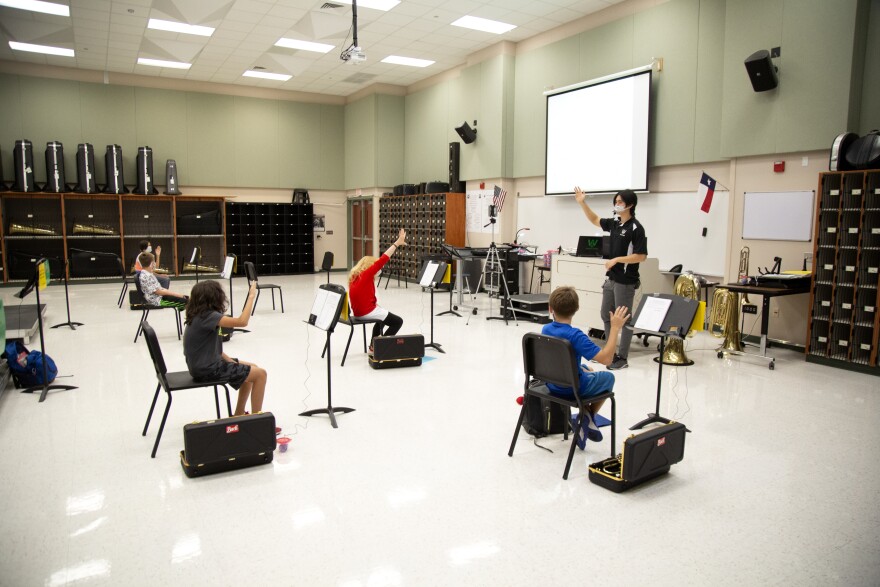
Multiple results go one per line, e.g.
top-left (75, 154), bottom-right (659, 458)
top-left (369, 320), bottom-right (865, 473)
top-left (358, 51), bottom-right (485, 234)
top-left (349, 197), bottom-right (373, 266)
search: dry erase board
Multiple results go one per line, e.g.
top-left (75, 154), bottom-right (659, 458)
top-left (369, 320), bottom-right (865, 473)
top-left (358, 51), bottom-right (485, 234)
top-left (518, 190), bottom-right (729, 276)
top-left (742, 191), bottom-right (815, 241)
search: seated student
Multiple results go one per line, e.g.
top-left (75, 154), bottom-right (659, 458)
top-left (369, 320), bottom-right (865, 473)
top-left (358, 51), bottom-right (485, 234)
top-left (134, 239), bottom-right (170, 288)
top-left (137, 252), bottom-right (188, 309)
top-left (184, 280), bottom-right (267, 416)
top-left (541, 285), bottom-right (630, 441)
top-left (348, 228), bottom-right (407, 352)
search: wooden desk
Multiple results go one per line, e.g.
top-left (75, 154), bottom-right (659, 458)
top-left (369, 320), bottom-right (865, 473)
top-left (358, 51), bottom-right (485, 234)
top-left (719, 282), bottom-right (810, 360)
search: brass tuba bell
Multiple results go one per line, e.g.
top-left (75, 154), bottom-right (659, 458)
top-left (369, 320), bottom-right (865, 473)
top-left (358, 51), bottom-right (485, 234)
top-left (710, 287), bottom-right (744, 353)
top-left (660, 273), bottom-right (701, 366)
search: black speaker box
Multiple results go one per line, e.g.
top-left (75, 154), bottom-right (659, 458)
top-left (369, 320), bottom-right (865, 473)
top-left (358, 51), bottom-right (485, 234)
top-left (449, 142), bottom-right (461, 192)
top-left (744, 49), bottom-right (778, 92)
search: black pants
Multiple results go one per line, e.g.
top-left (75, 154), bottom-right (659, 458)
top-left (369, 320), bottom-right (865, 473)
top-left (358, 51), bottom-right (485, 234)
top-left (371, 312), bottom-right (403, 340)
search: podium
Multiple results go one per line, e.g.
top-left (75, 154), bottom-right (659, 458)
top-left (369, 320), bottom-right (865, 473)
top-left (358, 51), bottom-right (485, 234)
top-left (628, 293), bottom-right (699, 431)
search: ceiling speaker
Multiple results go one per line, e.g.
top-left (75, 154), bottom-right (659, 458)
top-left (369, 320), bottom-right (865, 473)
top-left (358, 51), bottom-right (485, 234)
top-left (455, 121), bottom-right (477, 144)
top-left (744, 49), bottom-right (778, 92)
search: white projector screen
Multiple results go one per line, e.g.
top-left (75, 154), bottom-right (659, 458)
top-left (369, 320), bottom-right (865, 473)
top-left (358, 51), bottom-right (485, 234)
top-left (545, 69), bottom-right (651, 195)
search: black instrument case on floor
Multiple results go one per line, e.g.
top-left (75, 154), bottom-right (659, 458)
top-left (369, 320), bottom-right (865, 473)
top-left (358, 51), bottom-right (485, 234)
top-left (369, 334), bottom-right (424, 369)
top-left (588, 422), bottom-right (687, 492)
top-left (180, 412), bottom-right (276, 477)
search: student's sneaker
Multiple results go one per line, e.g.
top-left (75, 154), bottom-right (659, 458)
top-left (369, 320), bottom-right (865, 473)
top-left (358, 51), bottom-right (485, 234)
top-left (608, 355), bottom-right (629, 370)
top-left (583, 413), bottom-right (603, 443)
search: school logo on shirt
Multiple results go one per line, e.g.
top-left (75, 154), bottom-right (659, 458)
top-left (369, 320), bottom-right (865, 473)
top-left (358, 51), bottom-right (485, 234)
top-left (620, 229), bottom-right (627, 236)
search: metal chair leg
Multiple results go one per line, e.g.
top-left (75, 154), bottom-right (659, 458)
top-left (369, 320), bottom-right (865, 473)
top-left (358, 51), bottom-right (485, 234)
top-left (342, 325), bottom-right (356, 366)
top-left (253, 290), bottom-right (260, 314)
top-left (508, 404), bottom-right (527, 456)
top-left (224, 385), bottom-right (232, 417)
top-left (135, 309), bottom-right (150, 343)
top-left (151, 391), bottom-right (173, 458)
top-left (270, 289), bottom-right (276, 310)
top-left (143, 383), bottom-right (162, 435)
top-left (563, 412), bottom-right (584, 479)
top-left (214, 386), bottom-right (221, 419)
top-left (278, 288), bottom-right (284, 313)
top-left (118, 281), bottom-right (129, 307)
top-left (361, 324), bottom-right (368, 352)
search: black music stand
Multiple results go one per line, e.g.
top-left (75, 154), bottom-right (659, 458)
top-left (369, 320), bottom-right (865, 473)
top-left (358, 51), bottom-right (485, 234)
top-left (222, 254), bottom-right (249, 334)
top-left (50, 257), bottom-right (83, 330)
top-left (418, 259), bottom-right (448, 353)
top-left (16, 259), bottom-right (77, 402)
top-left (629, 293), bottom-right (698, 431)
top-left (300, 283), bottom-right (353, 428)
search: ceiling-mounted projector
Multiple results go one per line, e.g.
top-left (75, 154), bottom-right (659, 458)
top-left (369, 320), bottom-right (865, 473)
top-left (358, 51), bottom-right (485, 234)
top-left (341, 45), bottom-right (366, 64)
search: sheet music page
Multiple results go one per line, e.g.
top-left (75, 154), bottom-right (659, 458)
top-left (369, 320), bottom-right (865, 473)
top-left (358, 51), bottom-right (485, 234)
top-left (634, 296), bottom-right (672, 332)
top-left (220, 256), bottom-right (234, 279)
top-left (420, 261), bottom-right (440, 287)
top-left (310, 289), bottom-right (342, 330)
top-left (190, 248), bottom-right (199, 263)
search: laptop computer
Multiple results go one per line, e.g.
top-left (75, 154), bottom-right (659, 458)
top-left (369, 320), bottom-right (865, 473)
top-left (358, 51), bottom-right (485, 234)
top-left (575, 235), bottom-right (603, 257)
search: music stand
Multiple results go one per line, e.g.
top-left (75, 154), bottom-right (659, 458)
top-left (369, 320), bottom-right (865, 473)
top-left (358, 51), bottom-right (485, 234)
top-left (50, 256), bottom-right (83, 330)
top-left (15, 259), bottom-right (77, 402)
top-left (417, 259), bottom-right (448, 353)
top-left (629, 293), bottom-right (699, 431)
top-left (222, 254), bottom-right (249, 334)
top-left (300, 283), bottom-right (353, 428)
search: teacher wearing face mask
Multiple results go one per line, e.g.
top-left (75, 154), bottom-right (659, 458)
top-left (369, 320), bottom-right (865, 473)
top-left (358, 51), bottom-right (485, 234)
top-left (574, 187), bottom-right (648, 370)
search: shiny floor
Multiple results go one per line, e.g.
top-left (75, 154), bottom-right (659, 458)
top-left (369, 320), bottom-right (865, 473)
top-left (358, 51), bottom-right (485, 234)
top-left (1, 274), bottom-right (878, 586)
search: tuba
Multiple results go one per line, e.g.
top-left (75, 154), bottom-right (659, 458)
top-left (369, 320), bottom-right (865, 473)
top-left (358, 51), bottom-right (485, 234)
top-left (738, 246), bottom-right (751, 305)
top-left (660, 273), bottom-right (701, 365)
top-left (73, 223), bottom-right (116, 235)
top-left (710, 288), bottom-right (744, 353)
top-left (182, 262), bottom-right (220, 273)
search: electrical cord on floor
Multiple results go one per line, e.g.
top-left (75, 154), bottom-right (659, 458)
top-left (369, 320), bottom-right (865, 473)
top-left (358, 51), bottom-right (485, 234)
top-left (282, 321), bottom-right (314, 437)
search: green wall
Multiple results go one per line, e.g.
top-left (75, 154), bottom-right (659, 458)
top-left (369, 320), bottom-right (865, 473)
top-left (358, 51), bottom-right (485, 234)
top-left (0, 75), bottom-right (345, 190)
top-left (344, 93), bottom-right (405, 189)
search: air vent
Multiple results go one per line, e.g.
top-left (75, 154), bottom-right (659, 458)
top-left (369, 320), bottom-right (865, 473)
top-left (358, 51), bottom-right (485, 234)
top-left (342, 72), bottom-right (377, 84)
top-left (252, 66), bottom-right (266, 70)
top-left (320, 2), bottom-right (344, 9)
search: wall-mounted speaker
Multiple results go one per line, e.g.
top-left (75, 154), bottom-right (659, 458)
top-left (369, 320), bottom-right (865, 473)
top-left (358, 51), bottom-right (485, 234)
top-left (744, 49), bottom-right (778, 92)
top-left (449, 142), bottom-right (461, 192)
top-left (454, 120), bottom-right (477, 144)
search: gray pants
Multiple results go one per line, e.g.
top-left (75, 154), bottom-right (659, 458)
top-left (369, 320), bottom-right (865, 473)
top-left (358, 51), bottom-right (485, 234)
top-left (601, 279), bottom-right (637, 359)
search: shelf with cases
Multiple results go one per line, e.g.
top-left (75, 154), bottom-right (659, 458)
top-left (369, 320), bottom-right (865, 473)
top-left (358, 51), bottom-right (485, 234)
top-left (806, 170), bottom-right (880, 374)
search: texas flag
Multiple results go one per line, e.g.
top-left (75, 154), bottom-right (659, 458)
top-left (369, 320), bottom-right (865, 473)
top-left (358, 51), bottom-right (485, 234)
top-left (698, 172), bottom-right (716, 213)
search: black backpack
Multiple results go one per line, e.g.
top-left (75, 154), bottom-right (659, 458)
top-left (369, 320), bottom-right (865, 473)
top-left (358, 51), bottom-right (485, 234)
top-left (521, 388), bottom-right (568, 438)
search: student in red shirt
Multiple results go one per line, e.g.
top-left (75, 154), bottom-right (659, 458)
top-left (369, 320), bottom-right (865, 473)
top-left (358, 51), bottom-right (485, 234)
top-left (349, 228), bottom-right (407, 352)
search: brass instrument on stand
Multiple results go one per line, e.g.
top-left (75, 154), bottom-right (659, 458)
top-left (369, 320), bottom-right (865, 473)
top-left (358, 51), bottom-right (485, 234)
top-left (9, 222), bottom-right (57, 235)
top-left (72, 223), bottom-right (116, 235)
top-left (710, 288), bottom-right (744, 353)
top-left (738, 246), bottom-right (752, 305)
top-left (660, 273), bottom-right (701, 365)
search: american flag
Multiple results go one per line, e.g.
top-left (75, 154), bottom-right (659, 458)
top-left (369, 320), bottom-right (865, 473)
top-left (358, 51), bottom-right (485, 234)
top-left (493, 185), bottom-right (507, 213)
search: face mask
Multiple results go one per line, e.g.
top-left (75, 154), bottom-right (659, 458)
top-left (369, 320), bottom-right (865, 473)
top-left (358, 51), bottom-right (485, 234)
top-left (613, 204), bottom-right (626, 213)
top-left (146, 245), bottom-right (152, 253)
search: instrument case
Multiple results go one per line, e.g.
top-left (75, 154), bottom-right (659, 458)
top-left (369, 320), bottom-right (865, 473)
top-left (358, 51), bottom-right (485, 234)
top-left (177, 209), bottom-right (222, 235)
top-left (588, 422), bottom-right (687, 492)
top-left (369, 334), bottom-right (424, 369)
top-left (180, 412), bottom-right (276, 478)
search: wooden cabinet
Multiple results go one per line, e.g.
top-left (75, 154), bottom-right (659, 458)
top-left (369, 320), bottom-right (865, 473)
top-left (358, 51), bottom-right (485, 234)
top-left (378, 193), bottom-right (465, 280)
top-left (225, 202), bottom-right (314, 275)
top-left (806, 170), bottom-right (880, 374)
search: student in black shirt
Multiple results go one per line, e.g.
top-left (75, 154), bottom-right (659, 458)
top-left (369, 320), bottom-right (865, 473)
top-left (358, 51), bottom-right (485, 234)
top-left (574, 188), bottom-right (648, 369)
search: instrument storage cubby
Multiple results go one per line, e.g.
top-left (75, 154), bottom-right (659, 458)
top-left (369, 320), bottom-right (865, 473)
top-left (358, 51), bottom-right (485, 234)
top-left (224, 202), bottom-right (313, 276)
top-left (807, 170), bottom-right (880, 374)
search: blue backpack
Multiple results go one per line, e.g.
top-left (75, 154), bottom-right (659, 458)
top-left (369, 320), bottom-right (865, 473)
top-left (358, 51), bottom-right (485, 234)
top-left (4, 341), bottom-right (58, 387)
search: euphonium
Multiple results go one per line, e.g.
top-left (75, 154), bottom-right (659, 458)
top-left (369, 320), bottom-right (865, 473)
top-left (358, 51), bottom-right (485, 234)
top-left (73, 223), bottom-right (115, 235)
top-left (182, 262), bottom-right (220, 273)
top-left (661, 273), bottom-right (701, 365)
top-left (9, 222), bottom-right (57, 235)
top-left (738, 246), bottom-right (751, 305)
top-left (710, 288), bottom-right (744, 353)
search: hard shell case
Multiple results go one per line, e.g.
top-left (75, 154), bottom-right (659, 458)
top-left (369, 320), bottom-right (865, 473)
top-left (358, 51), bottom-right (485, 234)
top-left (180, 412), bottom-right (276, 478)
top-left (588, 422), bottom-right (687, 492)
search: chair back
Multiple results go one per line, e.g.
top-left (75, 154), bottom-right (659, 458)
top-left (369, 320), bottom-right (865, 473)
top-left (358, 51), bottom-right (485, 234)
top-left (141, 321), bottom-right (169, 383)
top-left (321, 251), bottom-right (334, 272)
top-left (522, 332), bottom-right (583, 405)
top-left (133, 271), bottom-right (144, 294)
top-left (243, 260), bottom-right (258, 284)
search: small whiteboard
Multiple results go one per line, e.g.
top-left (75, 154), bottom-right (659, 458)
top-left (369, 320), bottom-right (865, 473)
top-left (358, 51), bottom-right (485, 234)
top-left (743, 191), bottom-right (814, 241)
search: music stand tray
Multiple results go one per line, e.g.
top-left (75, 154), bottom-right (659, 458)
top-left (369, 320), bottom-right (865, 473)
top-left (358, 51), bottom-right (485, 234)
top-left (628, 293), bottom-right (698, 431)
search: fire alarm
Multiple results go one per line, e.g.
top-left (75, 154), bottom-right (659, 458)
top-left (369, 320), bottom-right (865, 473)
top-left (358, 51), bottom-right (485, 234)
top-left (480, 182), bottom-right (485, 189)
top-left (773, 161), bottom-right (785, 173)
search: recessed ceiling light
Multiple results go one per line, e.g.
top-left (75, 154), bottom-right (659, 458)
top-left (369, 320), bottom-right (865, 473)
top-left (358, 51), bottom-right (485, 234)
top-left (334, 0), bottom-right (399, 11)
top-left (451, 15), bottom-right (516, 35)
top-left (275, 38), bottom-right (335, 53)
top-left (0, 0), bottom-right (69, 17)
top-left (147, 18), bottom-right (215, 37)
top-left (243, 70), bottom-right (291, 81)
top-left (137, 57), bottom-right (191, 69)
top-left (381, 55), bottom-right (434, 68)
top-left (9, 41), bottom-right (74, 57)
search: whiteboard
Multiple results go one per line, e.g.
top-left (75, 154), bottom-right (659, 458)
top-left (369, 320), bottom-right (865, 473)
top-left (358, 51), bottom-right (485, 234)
top-left (742, 191), bottom-right (814, 241)
top-left (517, 190), bottom-right (729, 276)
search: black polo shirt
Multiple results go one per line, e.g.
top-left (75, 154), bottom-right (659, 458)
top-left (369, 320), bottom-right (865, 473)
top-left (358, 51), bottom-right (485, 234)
top-left (599, 216), bottom-right (648, 285)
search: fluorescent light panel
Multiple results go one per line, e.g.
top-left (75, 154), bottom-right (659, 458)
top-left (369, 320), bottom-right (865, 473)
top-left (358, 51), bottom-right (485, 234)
top-left (0, 0), bottom-right (69, 17)
top-left (147, 18), bottom-right (214, 37)
top-left (381, 55), bottom-right (434, 68)
top-left (243, 70), bottom-right (291, 81)
top-left (334, 0), bottom-right (399, 11)
top-left (274, 38), bottom-right (334, 53)
top-left (451, 15), bottom-right (516, 35)
top-left (8, 41), bottom-right (73, 57)
top-left (137, 57), bottom-right (191, 69)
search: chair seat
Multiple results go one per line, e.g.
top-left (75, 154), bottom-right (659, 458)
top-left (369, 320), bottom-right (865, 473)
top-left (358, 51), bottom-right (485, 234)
top-left (526, 383), bottom-right (613, 408)
top-left (164, 370), bottom-right (230, 392)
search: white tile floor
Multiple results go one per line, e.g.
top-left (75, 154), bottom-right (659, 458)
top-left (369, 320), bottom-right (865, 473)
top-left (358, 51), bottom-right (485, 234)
top-left (1, 274), bottom-right (878, 586)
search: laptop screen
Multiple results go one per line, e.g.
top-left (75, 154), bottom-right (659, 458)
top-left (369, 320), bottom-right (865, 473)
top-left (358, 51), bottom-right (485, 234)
top-left (575, 236), bottom-right (603, 257)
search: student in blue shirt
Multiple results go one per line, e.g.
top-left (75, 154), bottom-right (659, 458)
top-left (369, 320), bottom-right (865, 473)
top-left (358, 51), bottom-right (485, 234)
top-left (541, 285), bottom-right (629, 440)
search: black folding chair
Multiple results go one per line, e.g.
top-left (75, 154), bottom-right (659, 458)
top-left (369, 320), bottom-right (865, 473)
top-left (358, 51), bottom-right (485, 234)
top-left (130, 271), bottom-right (183, 343)
top-left (509, 332), bottom-right (616, 480)
top-left (320, 293), bottom-right (383, 366)
top-left (141, 321), bottom-right (232, 458)
top-left (243, 261), bottom-right (283, 313)
top-left (117, 257), bottom-right (136, 308)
